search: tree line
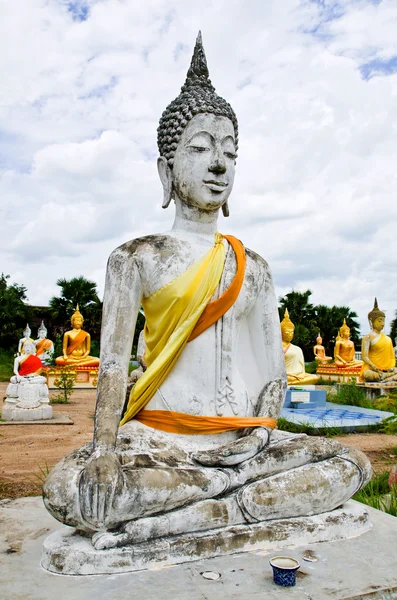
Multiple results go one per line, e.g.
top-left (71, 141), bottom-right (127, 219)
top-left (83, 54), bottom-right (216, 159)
top-left (1, 273), bottom-right (396, 360)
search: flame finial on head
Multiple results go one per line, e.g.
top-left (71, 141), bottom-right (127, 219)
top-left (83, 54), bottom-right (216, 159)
top-left (280, 308), bottom-right (295, 332)
top-left (38, 321), bottom-right (47, 337)
top-left (71, 304), bottom-right (84, 325)
top-left (368, 297), bottom-right (385, 324)
top-left (157, 31), bottom-right (238, 168)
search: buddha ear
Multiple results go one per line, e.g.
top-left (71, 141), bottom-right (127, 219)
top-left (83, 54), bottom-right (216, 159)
top-left (222, 200), bottom-right (230, 217)
top-left (157, 157), bottom-right (173, 209)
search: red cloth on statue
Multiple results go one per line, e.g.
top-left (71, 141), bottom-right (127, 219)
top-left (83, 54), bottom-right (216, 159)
top-left (19, 354), bottom-right (43, 376)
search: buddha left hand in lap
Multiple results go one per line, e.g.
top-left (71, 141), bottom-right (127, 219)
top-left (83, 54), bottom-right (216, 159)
top-left (55, 306), bottom-right (99, 367)
top-left (44, 33), bottom-right (371, 550)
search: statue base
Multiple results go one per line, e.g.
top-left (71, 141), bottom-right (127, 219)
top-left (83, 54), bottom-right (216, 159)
top-left (2, 402), bottom-right (53, 421)
top-left (47, 366), bottom-right (99, 389)
top-left (316, 363), bottom-right (362, 383)
top-left (356, 381), bottom-right (397, 400)
top-left (41, 501), bottom-right (370, 575)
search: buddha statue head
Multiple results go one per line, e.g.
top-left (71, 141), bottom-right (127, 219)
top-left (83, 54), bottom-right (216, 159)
top-left (71, 305), bottom-right (84, 330)
top-left (23, 341), bottom-right (36, 355)
top-left (368, 298), bottom-right (385, 333)
top-left (339, 318), bottom-right (350, 340)
top-left (316, 334), bottom-right (323, 345)
top-left (23, 324), bottom-right (31, 339)
top-left (37, 321), bottom-right (47, 340)
top-left (280, 308), bottom-right (295, 343)
top-left (157, 32), bottom-right (238, 217)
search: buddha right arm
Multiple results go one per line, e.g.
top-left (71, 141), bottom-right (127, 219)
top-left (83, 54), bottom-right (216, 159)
top-left (361, 335), bottom-right (382, 372)
top-left (93, 247), bottom-right (142, 451)
top-left (62, 333), bottom-right (69, 359)
top-left (334, 341), bottom-right (346, 364)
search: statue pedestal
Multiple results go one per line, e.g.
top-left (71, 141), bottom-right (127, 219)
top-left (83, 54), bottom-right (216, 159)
top-left (356, 382), bottom-right (397, 400)
top-left (47, 366), bottom-right (98, 389)
top-left (41, 501), bottom-right (370, 575)
top-left (2, 375), bottom-right (53, 421)
top-left (316, 363), bottom-right (362, 383)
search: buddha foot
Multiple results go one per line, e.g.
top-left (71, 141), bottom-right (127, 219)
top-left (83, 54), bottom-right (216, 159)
top-left (42, 501), bottom-right (371, 575)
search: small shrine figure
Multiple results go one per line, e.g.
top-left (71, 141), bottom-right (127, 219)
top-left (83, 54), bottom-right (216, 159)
top-left (34, 321), bottom-right (54, 365)
top-left (334, 319), bottom-right (362, 367)
top-left (281, 309), bottom-right (318, 385)
top-left (55, 305), bottom-right (99, 367)
top-left (313, 334), bottom-right (332, 363)
top-left (18, 324), bottom-right (34, 355)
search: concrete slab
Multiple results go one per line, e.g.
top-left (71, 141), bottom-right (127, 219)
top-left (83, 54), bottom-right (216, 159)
top-left (1, 497), bottom-right (397, 599)
top-left (0, 412), bottom-right (73, 425)
top-left (281, 401), bottom-right (393, 431)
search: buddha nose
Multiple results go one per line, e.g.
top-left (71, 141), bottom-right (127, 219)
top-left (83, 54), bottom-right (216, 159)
top-left (209, 146), bottom-right (227, 174)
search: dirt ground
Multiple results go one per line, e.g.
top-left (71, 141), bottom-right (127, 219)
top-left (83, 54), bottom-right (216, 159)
top-left (1, 382), bottom-right (396, 499)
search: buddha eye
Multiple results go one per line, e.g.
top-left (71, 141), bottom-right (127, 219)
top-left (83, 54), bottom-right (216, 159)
top-left (224, 151), bottom-right (237, 160)
top-left (190, 146), bottom-right (209, 152)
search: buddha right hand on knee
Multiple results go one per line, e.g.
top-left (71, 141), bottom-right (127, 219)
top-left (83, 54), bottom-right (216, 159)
top-left (79, 450), bottom-right (124, 530)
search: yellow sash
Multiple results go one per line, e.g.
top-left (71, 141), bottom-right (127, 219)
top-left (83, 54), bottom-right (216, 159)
top-left (120, 233), bottom-right (226, 425)
top-left (360, 333), bottom-right (396, 379)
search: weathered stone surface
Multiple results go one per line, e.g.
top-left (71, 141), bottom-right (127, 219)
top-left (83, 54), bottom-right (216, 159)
top-left (2, 497), bottom-right (397, 600)
top-left (41, 501), bottom-right (370, 575)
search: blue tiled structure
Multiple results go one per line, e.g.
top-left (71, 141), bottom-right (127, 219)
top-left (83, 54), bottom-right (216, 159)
top-left (281, 402), bottom-right (393, 431)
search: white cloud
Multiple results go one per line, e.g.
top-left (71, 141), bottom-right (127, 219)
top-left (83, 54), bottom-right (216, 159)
top-left (1, 0), bottom-right (397, 335)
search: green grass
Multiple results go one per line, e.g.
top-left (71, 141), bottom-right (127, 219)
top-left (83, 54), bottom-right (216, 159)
top-left (354, 471), bottom-right (397, 517)
top-left (0, 349), bottom-right (13, 382)
top-left (26, 462), bottom-right (50, 491)
top-left (277, 416), bottom-right (345, 437)
top-left (328, 381), bottom-right (373, 408)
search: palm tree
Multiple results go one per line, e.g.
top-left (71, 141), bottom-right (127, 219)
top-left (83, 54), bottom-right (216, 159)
top-left (49, 276), bottom-right (102, 339)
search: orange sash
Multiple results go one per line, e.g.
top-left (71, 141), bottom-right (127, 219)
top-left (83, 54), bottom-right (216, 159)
top-left (67, 330), bottom-right (88, 355)
top-left (36, 338), bottom-right (52, 356)
top-left (188, 234), bottom-right (245, 341)
top-left (135, 409), bottom-right (277, 435)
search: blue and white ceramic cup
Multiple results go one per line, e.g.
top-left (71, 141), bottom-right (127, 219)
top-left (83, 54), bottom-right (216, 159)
top-left (269, 556), bottom-right (300, 587)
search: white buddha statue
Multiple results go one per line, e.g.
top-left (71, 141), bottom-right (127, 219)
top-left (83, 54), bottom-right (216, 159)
top-left (34, 321), bottom-right (54, 366)
top-left (18, 323), bottom-right (33, 355)
top-left (43, 33), bottom-right (371, 559)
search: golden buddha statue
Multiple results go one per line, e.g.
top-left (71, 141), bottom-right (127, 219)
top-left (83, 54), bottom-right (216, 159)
top-left (334, 319), bottom-right (362, 367)
top-left (313, 334), bottom-right (332, 363)
top-left (281, 309), bottom-right (318, 385)
top-left (55, 305), bottom-right (100, 367)
top-left (360, 299), bottom-right (397, 382)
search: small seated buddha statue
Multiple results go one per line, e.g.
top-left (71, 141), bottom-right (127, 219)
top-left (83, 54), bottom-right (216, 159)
top-left (43, 33), bottom-right (370, 561)
top-left (55, 305), bottom-right (99, 367)
top-left (18, 324), bottom-right (34, 355)
top-left (281, 309), bottom-right (319, 385)
top-left (13, 341), bottom-right (44, 380)
top-left (334, 319), bottom-right (362, 368)
top-left (34, 321), bottom-right (54, 366)
top-left (313, 334), bottom-right (332, 363)
top-left (360, 299), bottom-right (397, 383)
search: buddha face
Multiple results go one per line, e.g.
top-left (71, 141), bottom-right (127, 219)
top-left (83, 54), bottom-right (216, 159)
top-left (282, 326), bottom-right (295, 343)
top-left (371, 316), bottom-right (385, 333)
top-left (168, 113), bottom-right (236, 212)
top-left (72, 316), bottom-right (83, 330)
top-left (316, 336), bottom-right (322, 345)
top-left (340, 326), bottom-right (350, 339)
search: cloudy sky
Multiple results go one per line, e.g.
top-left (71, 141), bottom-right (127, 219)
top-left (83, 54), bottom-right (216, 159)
top-left (1, 0), bottom-right (396, 334)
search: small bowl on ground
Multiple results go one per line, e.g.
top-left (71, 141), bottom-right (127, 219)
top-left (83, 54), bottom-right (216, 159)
top-left (269, 556), bottom-right (300, 587)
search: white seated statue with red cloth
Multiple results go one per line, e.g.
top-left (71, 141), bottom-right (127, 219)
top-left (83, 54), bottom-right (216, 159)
top-left (2, 341), bottom-right (52, 421)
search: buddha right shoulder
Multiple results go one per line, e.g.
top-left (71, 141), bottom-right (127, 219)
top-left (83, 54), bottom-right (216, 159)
top-left (108, 234), bottom-right (184, 269)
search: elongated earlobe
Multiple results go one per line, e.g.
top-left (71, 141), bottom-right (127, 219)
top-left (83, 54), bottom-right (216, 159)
top-left (157, 157), bottom-right (173, 209)
top-left (222, 201), bottom-right (230, 217)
